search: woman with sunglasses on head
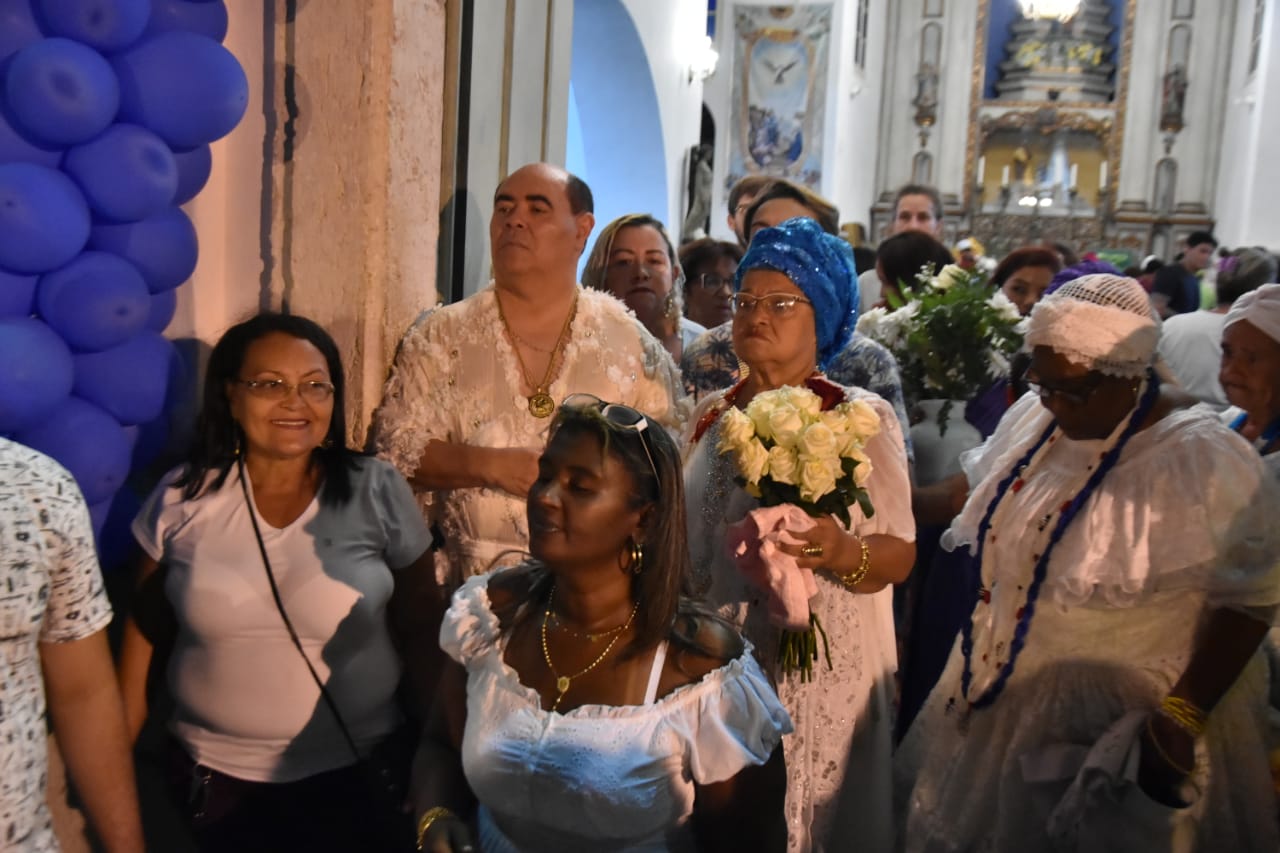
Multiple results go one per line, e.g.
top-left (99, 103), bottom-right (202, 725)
top-left (412, 396), bottom-right (791, 853)
top-left (896, 276), bottom-right (1280, 851)
top-left (117, 313), bottom-right (438, 852)
top-left (684, 217), bottom-right (916, 852)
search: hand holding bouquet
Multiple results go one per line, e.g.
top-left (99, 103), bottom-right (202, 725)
top-left (718, 383), bottom-right (879, 680)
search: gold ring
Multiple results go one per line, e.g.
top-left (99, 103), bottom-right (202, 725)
top-left (801, 543), bottom-right (823, 558)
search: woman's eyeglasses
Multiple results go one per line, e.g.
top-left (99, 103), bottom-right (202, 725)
top-left (730, 292), bottom-right (813, 317)
top-left (1023, 371), bottom-right (1102, 406)
top-left (695, 273), bottom-right (733, 291)
top-left (235, 378), bottom-right (335, 403)
top-left (560, 394), bottom-right (659, 483)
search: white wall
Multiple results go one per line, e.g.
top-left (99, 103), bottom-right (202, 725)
top-left (1214, 0), bottom-right (1280, 248)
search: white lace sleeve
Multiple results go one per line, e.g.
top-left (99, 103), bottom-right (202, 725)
top-left (847, 388), bottom-right (915, 543)
top-left (629, 318), bottom-right (692, 435)
top-left (369, 308), bottom-right (448, 483)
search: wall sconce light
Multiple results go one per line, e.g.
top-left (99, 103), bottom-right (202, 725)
top-left (689, 36), bottom-right (719, 83)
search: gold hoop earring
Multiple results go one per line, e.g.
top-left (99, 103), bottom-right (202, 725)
top-left (626, 538), bottom-right (644, 574)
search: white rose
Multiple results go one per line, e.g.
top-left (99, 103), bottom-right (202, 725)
top-left (986, 290), bottom-right (1022, 323)
top-left (845, 447), bottom-right (874, 487)
top-left (718, 406), bottom-right (756, 454)
top-left (744, 394), bottom-right (779, 442)
top-left (798, 456), bottom-right (839, 503)
top-left (855, 306), bottom-right (887, 336)
top-left (766, 404), bottom-right (806, 448)
top-left (734, 437), bottom-right (770, 485)
top-left (931, 263), bottom-right (967, 292)
top-left (796, 421), bottom-right (838, 460)
top-left (781, 385), bottom-right (822, 418)
top-left (841, 399), bottom-right (882, 440)
top-left (767, 445), bottom-right (800, 485)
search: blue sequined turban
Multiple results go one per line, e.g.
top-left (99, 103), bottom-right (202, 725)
top-left (735, 216), bottom-right (859, 370)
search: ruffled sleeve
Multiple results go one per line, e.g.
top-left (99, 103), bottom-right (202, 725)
top-left (368, 307), bottom-right (449, 484)
top-left (438, 571), bottom-right (504, 666)
top-left (846, 387), bottom-right (915, 543)
top-left (669, 648), bottom-right (793, 786)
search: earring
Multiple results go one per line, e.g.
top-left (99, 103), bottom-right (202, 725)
top-left (626, 538), bottom-right (644, 574)
top-left (233, 433), bottom-right (242, 458)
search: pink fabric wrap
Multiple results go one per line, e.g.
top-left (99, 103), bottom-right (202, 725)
top-left (725, 504), bottom-right (818, 630)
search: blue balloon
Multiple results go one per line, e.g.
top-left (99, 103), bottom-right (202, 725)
top-left (0, 267), bottom-right (37, 317)
top-left (37, 251), bottom-right (151, 351)
top-left (15, 395), bottom-right (130, 504)
top-left (36, 0), bottom-right (151, 52)
top-left (0, 163), bottom-right (91, 273)
top-left (0, 0), bottom-right (43, 63)
top-left (171, 142), bottom-right (211, 204)
top-left (145, 0), bottom-right (226, 41)
top-left (64, 124), bottom-right (178, 222)
top-left (146, 287), bottom-right (176, 331)
top-left (73, 331), bottom-right (173, 424)
top-left (0, 316), bottom-right (73, 432)
top-left (88, 485), bottom-right (142, 565)
top-left (4, 38), bottom-right (120, 146)
top-left (0, 102), bottom-right (61, 167)
top-left (112, 32), bottom-right (247, 149)
top-left (88, 207), bottom-right (197, 293)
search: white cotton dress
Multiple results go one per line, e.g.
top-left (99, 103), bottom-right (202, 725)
top-left (683, 385), bottom-right (916, 853)
top-left (896, 392), bottom-right (1280, 852)
top-left (441, 571), bottom-right (793, 853)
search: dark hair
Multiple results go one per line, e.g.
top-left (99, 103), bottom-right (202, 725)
top-left (1186, 230), bottom-right (1218, 249)
top-left (678, 238), bottom-right (743, 298)
top-left (743, 180), bottom-right (840, 236)
top-left (875, 231), bottom-right (954, 295)
top-left (727, 174), bottom-right (774, 215)
top-left (893, 183), bottom-right (943, 222)
top-left (852, 246), bottom-right (877, 277)
top-left (566, 172), bottom-right (594, 215)
top-left (173, 312), bottom-right (359, 505)
top-left (1216, 246), bottom-right (1279, 305)
top-left (991, 246), bottom-right (1063, 287)
top-left (1142, 257), bottom-right (1165, 274)
top-left (510, 405), bottom-right (734, 662)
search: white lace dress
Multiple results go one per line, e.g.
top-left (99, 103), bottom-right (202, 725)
top-left (896, 393), bottom-right (1280, 852)
top-left (442, 571), bottom-right (793, 853)
top-left (683, 385), bottom-right (915, 853)
top-left (371, 286), bottom-right (688, 587)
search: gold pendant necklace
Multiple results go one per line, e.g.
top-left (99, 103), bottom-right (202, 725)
top-left (540, 585), bottom-right (639, 712)
top-left (496, 290), bottom-right (579, 418)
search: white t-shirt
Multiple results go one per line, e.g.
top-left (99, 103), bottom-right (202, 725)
top-left (132, 456), bottom-right (432, 783)
top-left (0, 438), bottom-right (113, 852)
top-left (1158, 309), bottom-right (1229, 408)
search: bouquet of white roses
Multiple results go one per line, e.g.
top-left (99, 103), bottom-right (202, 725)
top-left (717, 384), bottom-right (880, 680)
top-left (857, 262), bottom-right (1024, 434)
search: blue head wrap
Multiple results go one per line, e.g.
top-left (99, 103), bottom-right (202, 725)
top-left (735, 217), bottom-right (859, 370)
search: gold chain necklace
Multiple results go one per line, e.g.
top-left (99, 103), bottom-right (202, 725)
top-left (495, 290), bottom-right (578, 418)
top-left (540, 586), bottom-right (639, 712)
top-left (547, 611), bottom-right (629, 643)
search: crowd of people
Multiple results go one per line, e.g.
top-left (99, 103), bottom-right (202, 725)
top-left (5, 159), bottom-right (1279, 853)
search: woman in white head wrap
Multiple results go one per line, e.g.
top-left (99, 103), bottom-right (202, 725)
top-left (1221, 282), bottom-right (1280, 477)
top-left (896, 275), bottom-right (1280, 852)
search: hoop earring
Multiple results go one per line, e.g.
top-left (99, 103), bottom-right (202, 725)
top-left (626, 538), bottom-right (644, 574)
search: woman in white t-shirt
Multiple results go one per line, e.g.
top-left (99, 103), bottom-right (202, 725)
top-left (118, 313), bottom-right (437, 852)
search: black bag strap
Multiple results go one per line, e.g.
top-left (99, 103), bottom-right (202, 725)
top-left (238, 459), bottom-right (363, 765)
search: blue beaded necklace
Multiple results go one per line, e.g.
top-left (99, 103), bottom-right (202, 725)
top-left (1229, 411), bottom-right (1280, 451)
top-left (958, 371), bottom-right (1162, 711)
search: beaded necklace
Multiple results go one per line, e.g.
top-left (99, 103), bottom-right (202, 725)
top-left (957, 372), bottom-right (1161, 715)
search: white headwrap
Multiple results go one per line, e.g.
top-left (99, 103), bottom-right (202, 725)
top-left (1224, 282), bottom-right (1280, 345)
top-left (1025, 274), bottom-right (1160, 378)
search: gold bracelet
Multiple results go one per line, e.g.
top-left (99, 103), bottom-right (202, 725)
top-left (416, 807), bottom-right (455, 851)
top-left (836, 536), bottom-right (871, 590)
top-left (1158, 695), bottom-right (1208, 739)
top-left (1145, 717), bottom-right (1195, 776)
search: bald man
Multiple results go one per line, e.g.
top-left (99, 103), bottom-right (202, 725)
top-left (371, 163), bottom-right (686, 587)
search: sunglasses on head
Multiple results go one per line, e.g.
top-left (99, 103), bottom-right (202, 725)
top-left (559, 394), bottom-right (659, 484)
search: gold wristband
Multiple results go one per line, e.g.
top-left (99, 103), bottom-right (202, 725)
top-left (1157, 695), bottom-right (1208, 739)
top-left (416, 807), bottom-right (455, 851)
top-left (837, 536), bottom-right (871, 590)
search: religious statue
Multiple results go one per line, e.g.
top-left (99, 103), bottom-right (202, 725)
top-left (1012, 146), bottom-right (1033, 186)
top-left (1161, 64), bottom-right (1188, 131)
top-left (913, 63), bottom-right (939, 127)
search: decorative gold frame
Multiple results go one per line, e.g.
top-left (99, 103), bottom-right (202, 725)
top-left (964, 0), bottom-right (1138, 211)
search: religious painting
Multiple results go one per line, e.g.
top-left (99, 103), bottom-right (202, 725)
top-left (726, 4), bottom-right (831, 192)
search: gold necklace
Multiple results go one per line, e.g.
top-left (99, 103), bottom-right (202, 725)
top-left (495, 291), bottom-right (578, 418)
top-left (540, 586), bottom-right (639, 712)
top-left (547, 611), bottom-right (629, 643)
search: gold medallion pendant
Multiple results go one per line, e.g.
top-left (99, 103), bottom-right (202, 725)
top-left (528, 391), bottom-right (556, 418)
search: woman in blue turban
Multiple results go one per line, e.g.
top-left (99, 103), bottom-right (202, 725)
top-left (683, 216), bottom-right (916, 851)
